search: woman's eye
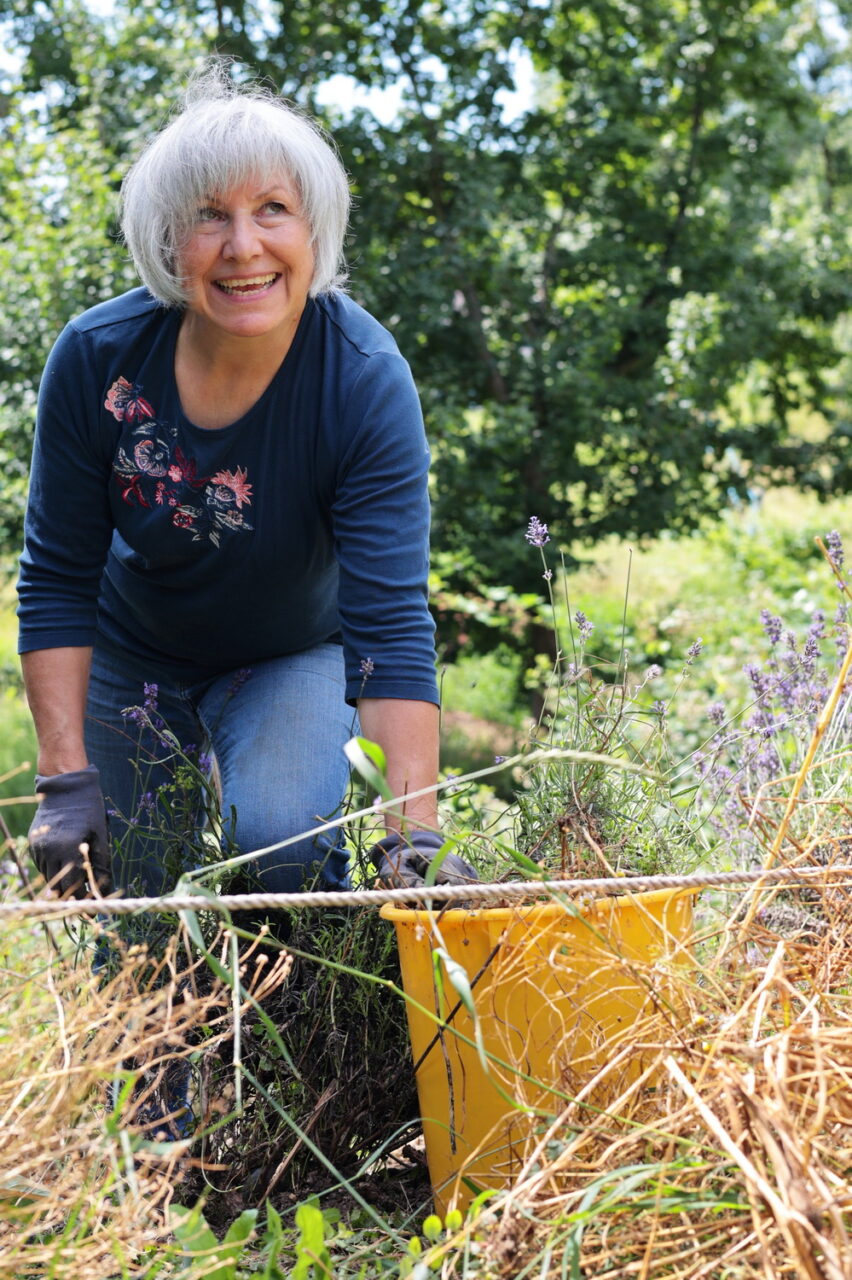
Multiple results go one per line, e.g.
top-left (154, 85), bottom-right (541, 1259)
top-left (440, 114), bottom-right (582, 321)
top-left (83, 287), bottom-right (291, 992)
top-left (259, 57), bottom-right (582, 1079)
top-left (261, 201), bottom-right (288, 216)
top-left (197, 206), bottom-right (224, 223)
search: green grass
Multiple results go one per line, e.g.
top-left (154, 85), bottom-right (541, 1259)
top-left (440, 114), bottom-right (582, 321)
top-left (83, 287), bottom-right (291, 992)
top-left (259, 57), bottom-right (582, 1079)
top-left (555, 488), bottom-right (846, 673)
top-left (439, 644), bottom-right (525, 728)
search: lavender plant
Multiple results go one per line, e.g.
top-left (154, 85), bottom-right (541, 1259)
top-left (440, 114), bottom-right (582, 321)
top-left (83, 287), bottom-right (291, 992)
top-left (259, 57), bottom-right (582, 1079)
top-left (87, 680), bottom-right (235, 967)
top-left (694, 531), bottom-right (850, 870)
top-left (501, 519), bottom-right (710, 879)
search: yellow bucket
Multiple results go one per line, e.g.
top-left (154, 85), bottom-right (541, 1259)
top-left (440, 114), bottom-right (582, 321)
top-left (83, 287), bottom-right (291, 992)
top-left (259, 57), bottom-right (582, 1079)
top-left (381, 887), bottom-right (693, 1214)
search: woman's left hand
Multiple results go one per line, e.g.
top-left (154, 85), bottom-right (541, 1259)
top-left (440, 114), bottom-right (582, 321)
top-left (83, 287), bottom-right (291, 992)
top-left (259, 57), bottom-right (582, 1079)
top-left (370, 829), bottom-right (478, 890)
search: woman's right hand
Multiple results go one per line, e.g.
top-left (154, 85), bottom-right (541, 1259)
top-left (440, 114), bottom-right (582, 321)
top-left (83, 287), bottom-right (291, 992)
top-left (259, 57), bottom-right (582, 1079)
top-left (28, 765), bottom-right (113, 898)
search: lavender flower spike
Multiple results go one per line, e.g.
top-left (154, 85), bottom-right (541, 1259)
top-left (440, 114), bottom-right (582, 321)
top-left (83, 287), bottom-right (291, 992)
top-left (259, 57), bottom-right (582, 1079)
top-left (525, 516), bottom-right (550, 547)
top-left (359, 657), bottom-right (375, 678)
top-left (575, 610), bottom-right (594, 640)
top-left (760, 610), bottom-right (783, 646)
top-left (826, 530), bottom-right (844, 569)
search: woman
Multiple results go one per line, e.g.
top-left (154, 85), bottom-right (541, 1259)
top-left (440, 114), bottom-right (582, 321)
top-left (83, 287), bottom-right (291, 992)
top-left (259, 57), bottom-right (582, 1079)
top-left (18, 67), bottom-right (472, 904)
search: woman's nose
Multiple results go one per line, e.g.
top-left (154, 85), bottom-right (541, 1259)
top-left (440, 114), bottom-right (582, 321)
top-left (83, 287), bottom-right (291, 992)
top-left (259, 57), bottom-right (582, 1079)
top-left (223, 212), bottom-right (261, 260)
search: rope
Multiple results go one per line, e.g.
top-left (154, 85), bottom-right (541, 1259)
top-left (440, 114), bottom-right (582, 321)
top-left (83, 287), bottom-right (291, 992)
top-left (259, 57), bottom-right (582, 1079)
top-left (1, 863), bottom-right (851, 922)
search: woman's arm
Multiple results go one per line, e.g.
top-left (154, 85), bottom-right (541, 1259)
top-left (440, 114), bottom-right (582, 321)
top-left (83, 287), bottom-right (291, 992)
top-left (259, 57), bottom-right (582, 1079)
top-left (22, 645), bottom-right (112, 898)
top-left (21, 647), bottom-right (93, 776)
top-left (331, 349), bottom-right (439, 711)
top-left (357, 697), bottom-right (440, 834)
top-left (17, 321), bottom-right (115, 660)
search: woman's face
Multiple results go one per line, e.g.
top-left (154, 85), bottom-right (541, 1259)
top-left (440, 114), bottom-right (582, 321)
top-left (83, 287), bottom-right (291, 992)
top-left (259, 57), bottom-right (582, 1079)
top-left (177, 175), bottom-right (315, 347)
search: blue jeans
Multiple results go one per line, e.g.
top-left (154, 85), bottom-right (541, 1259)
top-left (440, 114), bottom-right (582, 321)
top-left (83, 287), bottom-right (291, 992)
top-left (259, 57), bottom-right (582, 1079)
top-left (85, 639), bottom-right (355, 898)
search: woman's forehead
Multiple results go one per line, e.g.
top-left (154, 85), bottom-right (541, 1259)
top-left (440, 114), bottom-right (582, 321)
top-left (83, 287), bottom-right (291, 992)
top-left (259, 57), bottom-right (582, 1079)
top-left (200, 172), bottom-right (301, 203)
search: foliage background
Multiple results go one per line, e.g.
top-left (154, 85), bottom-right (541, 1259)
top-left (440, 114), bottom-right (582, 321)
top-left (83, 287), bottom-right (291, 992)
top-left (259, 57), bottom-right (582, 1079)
top-left (0, 0), bottom-right (849, 620)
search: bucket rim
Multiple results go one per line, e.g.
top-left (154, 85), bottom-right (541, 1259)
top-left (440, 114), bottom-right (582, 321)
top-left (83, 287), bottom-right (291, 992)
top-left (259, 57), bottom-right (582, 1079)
top-left (379, 883), bottom-right (695, 924)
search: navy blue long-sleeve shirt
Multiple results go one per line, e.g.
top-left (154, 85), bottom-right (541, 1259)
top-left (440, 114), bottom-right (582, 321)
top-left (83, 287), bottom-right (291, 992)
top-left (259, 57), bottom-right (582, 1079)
top-left (17, 287), bottom-right (439, 707)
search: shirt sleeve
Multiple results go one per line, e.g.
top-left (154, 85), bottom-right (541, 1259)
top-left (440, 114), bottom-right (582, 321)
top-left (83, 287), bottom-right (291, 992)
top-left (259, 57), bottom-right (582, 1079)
top-left (332, 350), bottom-right (439, 707)
top-left (17, 323), bottom-right (115, 653)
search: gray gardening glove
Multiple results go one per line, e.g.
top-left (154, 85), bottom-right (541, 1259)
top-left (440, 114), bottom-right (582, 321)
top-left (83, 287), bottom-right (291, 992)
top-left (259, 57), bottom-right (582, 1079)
top-left (28, 765), bottom-right (113, 898)
top-left (370, 830), bottom-right (478, 891)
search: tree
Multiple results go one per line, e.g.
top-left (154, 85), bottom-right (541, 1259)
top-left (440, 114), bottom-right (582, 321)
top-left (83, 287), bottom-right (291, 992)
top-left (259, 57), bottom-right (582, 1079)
top-left (0, 0), bottom-right (209, 548)
top-left (312, 0), bottom-right (851, 625)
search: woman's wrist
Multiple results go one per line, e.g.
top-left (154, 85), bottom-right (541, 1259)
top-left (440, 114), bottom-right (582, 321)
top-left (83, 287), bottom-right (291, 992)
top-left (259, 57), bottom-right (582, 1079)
top-left (35, 739), bottom-right (90, 777)
top-left (36, 754), bottom-right (91, 778)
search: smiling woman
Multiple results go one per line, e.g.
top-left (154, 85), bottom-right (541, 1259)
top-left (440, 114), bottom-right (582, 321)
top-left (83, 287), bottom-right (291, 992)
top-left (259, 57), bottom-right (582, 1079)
top-left (179, 182), bottom-right (314, 329)
top-left (17, 60), bottom-right (475, 971)
top-left (174, 178), bottom-right (318, 425)
top-left (120, 71), bottom-right (349, 306)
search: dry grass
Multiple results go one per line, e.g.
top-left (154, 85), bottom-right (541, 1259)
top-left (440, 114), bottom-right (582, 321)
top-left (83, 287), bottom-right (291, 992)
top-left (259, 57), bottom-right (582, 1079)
top-left (3, 879), bottom-right (852, 1280)
top-left (0, 921), bottom-right (291, 1278)
top-left (467, 856), bottom-right (852, 1280)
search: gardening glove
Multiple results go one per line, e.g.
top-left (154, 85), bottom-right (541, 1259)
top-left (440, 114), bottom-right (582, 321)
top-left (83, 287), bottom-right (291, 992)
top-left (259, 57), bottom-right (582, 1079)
top-left (370, 830), bottom-right (478, 891)
top-left (28, 765), bottom-right (113, 898)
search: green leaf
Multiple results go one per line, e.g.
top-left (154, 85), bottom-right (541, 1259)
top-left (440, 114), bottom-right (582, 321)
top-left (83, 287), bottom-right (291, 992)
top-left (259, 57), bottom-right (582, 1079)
top-left (422, 838), bottom-right (457, 888)
top-left (433, 947), bottom-right (489, 1071)
top-left (421, 1214), bottom-right (443, 1242)
top-left (344, 736), bottom-right (394, 802)
top-left (430, 947), bottom-right (448, 1022)
top-left (222, 1208), bottom-right (258, 1250)
top-left (292, 1198), bottom-right (333, 1279)
top-left (264, 1201), bottom-right (283, 1240)
top-left (170, 1204), bottom-right (237, 1280)
top-left (503, 845), bottom-right (545, 876)
top-left (259, 1202), bottom-right (287, 1280)
top-left (433, 948), bottom-right (475, 1020)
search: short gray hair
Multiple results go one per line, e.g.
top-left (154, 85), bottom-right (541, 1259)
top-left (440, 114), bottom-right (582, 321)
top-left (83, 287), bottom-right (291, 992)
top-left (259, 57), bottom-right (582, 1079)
top-left (120, 67), bottom-right (351, 305)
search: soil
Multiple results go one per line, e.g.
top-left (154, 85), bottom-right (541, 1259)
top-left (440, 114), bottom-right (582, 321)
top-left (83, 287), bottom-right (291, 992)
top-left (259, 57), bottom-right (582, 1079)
top-left (182, 1137), bottom-right (431, 1233)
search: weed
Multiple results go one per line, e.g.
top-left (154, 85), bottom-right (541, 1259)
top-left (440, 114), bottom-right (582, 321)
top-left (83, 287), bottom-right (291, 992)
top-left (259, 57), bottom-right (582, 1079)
top-left (195, 898), bottom-right (424, 1205)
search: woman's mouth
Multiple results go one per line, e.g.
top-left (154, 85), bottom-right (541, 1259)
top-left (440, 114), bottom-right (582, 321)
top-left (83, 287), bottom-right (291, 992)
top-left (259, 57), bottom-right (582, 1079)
top-left (215, 273), bottom-right (280, 295)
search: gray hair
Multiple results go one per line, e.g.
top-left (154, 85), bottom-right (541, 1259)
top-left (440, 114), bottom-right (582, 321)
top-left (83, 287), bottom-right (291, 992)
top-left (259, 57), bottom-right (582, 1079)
top-left (120, 67), bottom-right (351, 305)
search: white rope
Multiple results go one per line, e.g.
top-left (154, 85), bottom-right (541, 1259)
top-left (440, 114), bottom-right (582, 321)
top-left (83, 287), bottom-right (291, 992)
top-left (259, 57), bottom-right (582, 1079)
top-left (1, 863), bottom-right (851, 921)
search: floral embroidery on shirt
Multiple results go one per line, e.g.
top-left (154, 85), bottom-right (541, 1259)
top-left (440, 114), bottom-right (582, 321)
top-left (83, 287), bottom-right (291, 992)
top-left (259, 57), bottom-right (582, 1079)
top-left (107, 375), bottom-right (253, 546)
top-left (172, 470), bottom-right (253, 547)
top-left (211, 467), bottom-right (252, 508)
top-left (105, 376), bottom-right (154, 423)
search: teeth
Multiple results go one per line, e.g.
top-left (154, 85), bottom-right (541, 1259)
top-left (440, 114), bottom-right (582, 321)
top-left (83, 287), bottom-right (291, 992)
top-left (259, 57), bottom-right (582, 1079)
top-left (217, 274), bottom-right (277, 293)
